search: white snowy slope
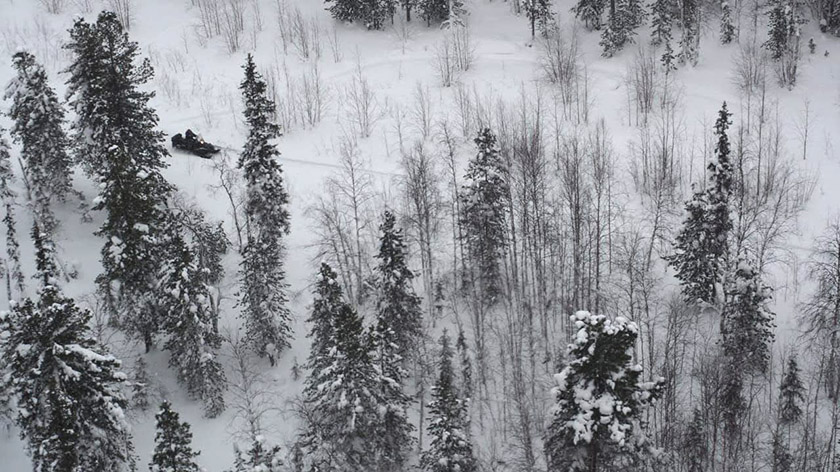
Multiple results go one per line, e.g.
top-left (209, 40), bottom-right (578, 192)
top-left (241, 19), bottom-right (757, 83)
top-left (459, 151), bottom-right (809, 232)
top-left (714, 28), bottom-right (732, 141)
top-left (0, 0), bottom-right (838, 470)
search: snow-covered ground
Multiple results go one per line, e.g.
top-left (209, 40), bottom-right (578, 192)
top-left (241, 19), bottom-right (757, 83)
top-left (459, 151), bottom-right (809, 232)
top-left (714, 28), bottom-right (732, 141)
top-left (0, 0), bottom-right (838, 469)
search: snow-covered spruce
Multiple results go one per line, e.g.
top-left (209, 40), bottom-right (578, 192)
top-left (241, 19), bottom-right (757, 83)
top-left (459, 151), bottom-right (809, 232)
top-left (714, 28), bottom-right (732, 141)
top-left (600, 0), bottom-right (644, 57)
top-left (0, 224), bottom-right (135, 471)
top-left (296, 262), bottom-right (386, 471)
top-left (373, 210), bottom-right (423, 358)
top-left (238, 53), bottom-right (292, 367)
top-left (420, 330), bottom-right (477, 472)
top-left (0, 127), bottom-right (24, 300)
top-left (229, 436), bottom-right (284, 472)
top-left (64, 11), bottom-right (174, 351)
top-left (720, 261), bottom-right (775, 376)
top-left (5, 51), bottom-right (74, 237)
top-left (369, 211), bottom-right (417, 469)
top-left (545, 311), bottom-right (664, 471)
top-left (156, 220), bottom-right (227, 418)
top-left (460, 127), bottom-right (509, 305)
top-left (666, 102), bottom-right (733, 306)
top-left (150, 401), bottom-right (201, 472)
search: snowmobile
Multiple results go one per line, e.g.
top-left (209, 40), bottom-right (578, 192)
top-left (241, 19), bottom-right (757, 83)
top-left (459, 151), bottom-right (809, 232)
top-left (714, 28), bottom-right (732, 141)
top-left (171, 129), bottom-right (221, 159)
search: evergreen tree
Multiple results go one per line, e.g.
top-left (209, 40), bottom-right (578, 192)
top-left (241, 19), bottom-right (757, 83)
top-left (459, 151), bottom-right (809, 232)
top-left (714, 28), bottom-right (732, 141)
top-left (5, 51), bottom-right (73, 236)
top-left (650, 0), bottom-right (673, 46)
top-left (420, 331), bottom-right (477, 472)
top-left (325, 0), bottom-right (390, 29)
top-left (229, 437), bottom-right (284, 472)
top-left (600, 0), bottom-right (645, 56)
top-left (150, 401), bottom-right (200, 472)
top-left (3, 223), bottom-right (135, 471)
top-left (526, 0), bottom-right (554, 38)
top-left (720, 262), bottom-right (775, 375)
top-left (238, 54), bottom-right (292, 366)
top-left (544, 311), bottom-right (664, 471)
top-left (677, 0), bottom-right (700, 65)
top-left (369, 211), bottom-right (417, 470)
top-left (373, 210), bottom-right (423, 357)
top-left (0, 127), bottom-right (23, 299)
top-left (456, 328), bottom-right (474, 401)
top-left (818, 0), bottom-right (840, 35)
top-left (720, 0), bottom-right (736, 43)
top-left (778, 355), bottom-right (805, 426)
top-left (64, 12), bottom-right (173, 351)
top-left (765, 0), bottom-right (798, 60)
top-left (157, 223), bottom-right (227, 418)
top-left (573, 0), bottom-right (606, 29)
top-left (667, 103), bottom-right (733, 306)
top-left (771, 429), bottom-right (794, 472)
top-left (419, 0), bottom-right (451, 25)
top-left (682, 407), bottom-right (707, 472)
top-left (306, 263), bottom-right (345, 373)
top-left (460, 128), bottom-right (509, 304)
top-left (296, 262), bottom-right (383, 471)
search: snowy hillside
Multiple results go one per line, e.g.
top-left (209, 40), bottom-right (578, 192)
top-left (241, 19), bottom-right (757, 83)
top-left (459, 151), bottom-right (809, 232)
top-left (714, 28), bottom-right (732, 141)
top-left (0, 0), bottom-right (839, 470)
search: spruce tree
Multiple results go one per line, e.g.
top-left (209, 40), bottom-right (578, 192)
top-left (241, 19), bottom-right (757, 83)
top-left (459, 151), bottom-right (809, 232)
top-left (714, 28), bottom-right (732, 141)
top-left (544, 311), bottom-right (664, 471)
top-left (3, 223), bottom-right (135, 471)
top-left (765, 0), bottom-right (796, 60)
top-left (720, 0), bottom-right (736, 44)
top-left (306, 263), bottom-right (345, 373)
top-left (526, 0), bottom-right (554, 38)
top-left (419, 0), bottom-right (451, 25)
top-left (369, 212), bottom-right (417, 470)
top-left (325, 0), bottom-right (390, 29)
top-left (460, 128), bottom-right (509, 304)
top-left (650, 0), bottom-right (673, 46)
top-left (720, 263), bottom-right (775, 375)
top-left (421, 330), bottom-right (477, 472)
top-left (373, 210), bottom-right (423, 357)
top-left (456, 328), bottom-right (474, 401)
top-left (683, 407), bottom-right (707, 472)
top-left (297, 262), bottom-right (383, 471)
top-left (677, 0), bottom-right (700, 65)
top-left (64, 12), bottom-right (173, 351)
top-left (573, 0), bottom-right (606, 29)
top-left (667, 103), bottom-right (733, 306)
top-left (0, 127), bottom-right (23, 299)
top-left (5, 51), bottom-right (73, 236)
top-left (819, 0), bottom-right (840, 35)
top-left (778, 355), bottom-right (805, 426)
top-left (238, 54), bottom-right (292, 366)
top-left (157, 223), bottom-right (227, 418)
top-left (229, 437), bottom-right (284, 472)
top-left (600, 0), bottom-right (644, 56)
top-left (150, 401), bottom-right (200, 472)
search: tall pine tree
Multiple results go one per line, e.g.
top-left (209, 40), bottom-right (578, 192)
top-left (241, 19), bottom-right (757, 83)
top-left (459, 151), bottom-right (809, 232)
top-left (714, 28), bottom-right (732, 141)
top-left (64, 12), bottom-right (173, 351)
top-left (5, 51), bottom-right (74, 237)
top-left (157, 222), bottom-right (227, 418)
top-left (545, 311), bottom-right (664, 471)
top-left (667, 102), bottom-right (733, 306)
top-left (2, 223), bottom-right (135, 471)
top-left (460, 127), bottom-right (509, 304)
top-left (420, 330), bottom-right (477, 472)
top-left (0, 126), bottom-right (23, 300)
top-left (369, 211), bottom-right (417, 470)
top-left (238, 54), bottom-right (292, 366)
top-left (296, 262), bottom-right (383, 471)
top-left (150, 401), bottom-right (200, 472)
top-left (373, 210), bottom-right (423, 357)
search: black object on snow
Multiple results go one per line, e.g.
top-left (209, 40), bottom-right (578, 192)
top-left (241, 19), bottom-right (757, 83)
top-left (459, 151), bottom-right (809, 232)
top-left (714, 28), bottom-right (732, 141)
top-left (171, 129), bottom-right (221, 159)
